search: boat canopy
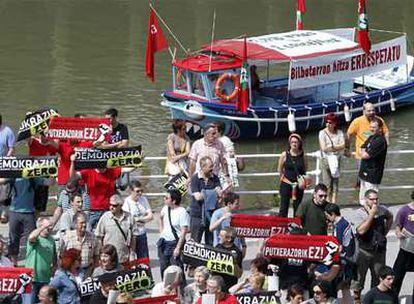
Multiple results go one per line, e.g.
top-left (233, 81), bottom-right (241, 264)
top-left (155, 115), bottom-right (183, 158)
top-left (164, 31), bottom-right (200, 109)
top-left (202, 28), bottom-right (359, 64)
top-left (173, 28), bottom-right (358, 72)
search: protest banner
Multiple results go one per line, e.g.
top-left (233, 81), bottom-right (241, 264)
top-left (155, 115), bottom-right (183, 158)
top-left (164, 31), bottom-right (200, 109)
top-left (164, 171), bottom-right (188, 195)
top-left (0, 156), bottom-right (58, 178)
top-left (263, 234), bottom-right (340, 265)
top-left (133, 295), bottom-right (178, 304)
top-left (230, 214), bottom-right (302, 238)
top-left (122, 257), bottom-right (150, 269)
top-left (46, 117), bottom-right (111, 141)
top-left (79, 265), bottom-right (153, 298)
top-left (73, 146), bottom-right (143, 170)
top-left (0, 267), bottom-right (33, 294)
top-left (182, 241), bottom-right (236, 276)
top-left (236, 291), bottom-right (280, 304)
top-left (16, 108), bottom-right (59, 141)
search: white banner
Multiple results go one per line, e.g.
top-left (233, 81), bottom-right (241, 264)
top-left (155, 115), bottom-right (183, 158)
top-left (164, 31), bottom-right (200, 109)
top-left (288, 35), bottom-right (407, 90)
top-left (249, 30), bottom-right (357, 58)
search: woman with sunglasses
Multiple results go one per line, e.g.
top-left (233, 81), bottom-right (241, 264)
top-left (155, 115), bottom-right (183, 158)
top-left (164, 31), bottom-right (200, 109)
top-left (122, 180), bottom-right (153, 258)
top-left (277, 133), bottom-right (308, 217)
top-left (319, 113), bottom-right (345, 204)
top-left (303, 281), bottom-right (338, 304)
top-left (165, 119), bottom-right (191, 178)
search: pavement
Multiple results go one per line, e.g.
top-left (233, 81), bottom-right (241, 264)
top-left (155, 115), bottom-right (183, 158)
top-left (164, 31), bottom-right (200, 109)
top-left (0, 204), bottom-right (412, 303)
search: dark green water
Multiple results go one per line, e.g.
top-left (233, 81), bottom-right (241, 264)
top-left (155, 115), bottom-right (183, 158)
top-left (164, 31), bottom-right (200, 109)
top-left (0, 0), bottom-right (413, 206)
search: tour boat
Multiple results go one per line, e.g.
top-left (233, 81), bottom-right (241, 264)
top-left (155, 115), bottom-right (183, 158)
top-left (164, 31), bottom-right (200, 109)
top-left (161, 28), bottom-right (414, 139)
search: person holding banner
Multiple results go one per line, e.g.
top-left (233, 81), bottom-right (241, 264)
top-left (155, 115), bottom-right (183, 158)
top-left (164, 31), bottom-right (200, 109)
top-left (209, 192), bottom-right (246, 256)
top-left (0, 114), bottom-right (15, 157)
top-left (157, 189), bottom-right (189, 279)
top-left (102, 108), bottom-right (129, 148)
top-left (92, 244), bottom-right (121, 277)
top-left (277, 133), bottom-right (308, 217)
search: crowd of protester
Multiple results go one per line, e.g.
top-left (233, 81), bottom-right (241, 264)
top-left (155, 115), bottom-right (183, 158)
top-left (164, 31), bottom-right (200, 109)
top-left (0, 103), bottom-right (412, 304)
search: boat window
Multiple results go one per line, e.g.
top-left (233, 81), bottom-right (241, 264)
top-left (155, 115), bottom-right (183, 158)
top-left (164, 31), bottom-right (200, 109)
top-left (190, 73), bottom-right (205, 97)
top-left (208, 73), bottom-right (238, 99)
top-left (174, 68), bottom-right (188, 91)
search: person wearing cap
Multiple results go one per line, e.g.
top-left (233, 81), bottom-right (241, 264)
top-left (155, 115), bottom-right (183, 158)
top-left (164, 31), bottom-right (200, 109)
top-left (277, 133), bottom-right (308, 217)
top-left (318, 113), bottom-right (345, 204)
top-left (95, 193), bottom-right (135, 264)
top-left (188, 123), bottom-right (230, 184)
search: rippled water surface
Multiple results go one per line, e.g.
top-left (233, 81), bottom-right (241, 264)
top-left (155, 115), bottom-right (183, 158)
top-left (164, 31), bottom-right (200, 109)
top-left (0, 0), bottom-right (413, 206)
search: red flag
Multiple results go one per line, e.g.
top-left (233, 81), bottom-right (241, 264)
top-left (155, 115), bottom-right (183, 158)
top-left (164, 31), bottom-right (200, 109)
top-left (237, 37), bottom-right (249, 114)
top-left (296, 0), bottom-right (306, 30)
top-left (357, 0), bottom-right (371, 54)
top-left (145, 8), bottom-right (168, 82)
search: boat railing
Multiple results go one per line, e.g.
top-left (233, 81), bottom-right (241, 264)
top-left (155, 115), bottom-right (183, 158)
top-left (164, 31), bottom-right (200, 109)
top-left (138, 150), bottom-right (414, 204)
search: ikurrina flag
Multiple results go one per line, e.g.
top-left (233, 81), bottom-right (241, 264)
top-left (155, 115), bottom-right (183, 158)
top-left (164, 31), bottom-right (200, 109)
top-left (230, 213), bottom-right (302, 238)
top-left (145, 7), bottom-right (168, 82)
top-left (237, 37), bottom-right (249, 114)
top-left (263, 234), bottom-right (341, 265)
top-left (296, 0), bottom-right (306, 30)
top-left (357, 0), bottom-right (371, 54)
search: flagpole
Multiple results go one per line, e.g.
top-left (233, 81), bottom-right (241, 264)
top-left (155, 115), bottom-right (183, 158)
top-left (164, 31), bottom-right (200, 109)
top-left (149, 3), bottom-right (189, 55)
top-left (208, 10), bottom-right (217, 73)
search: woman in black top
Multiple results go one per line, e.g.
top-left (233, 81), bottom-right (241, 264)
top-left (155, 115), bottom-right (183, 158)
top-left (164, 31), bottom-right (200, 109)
top-left (277, 133), bottom-right (307, 217)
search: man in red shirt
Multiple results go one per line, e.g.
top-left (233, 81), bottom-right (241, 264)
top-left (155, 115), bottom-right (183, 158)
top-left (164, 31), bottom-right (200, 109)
top-left (69, 154), bottom-right (134, 228)
top-left (196, 276), bottom-right (238, 304)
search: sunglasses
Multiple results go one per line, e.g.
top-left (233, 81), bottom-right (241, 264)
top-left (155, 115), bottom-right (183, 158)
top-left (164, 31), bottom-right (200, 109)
top-left (318, 194), bottom-right (327, 198)
top-left (134, 189), bottom-right (143, 193)
top-left (110, 204), bottom-right (120, 207)
top-left (313, 290), bottom-right (323, 295)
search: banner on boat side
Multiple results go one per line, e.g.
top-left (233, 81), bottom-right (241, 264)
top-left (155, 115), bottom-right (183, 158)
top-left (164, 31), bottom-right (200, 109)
top-left (0, 267), bottom-right (33, 294)
top-left (182, 241), bottom-right (236, 276)
top-left (288, 35), bottom-right (407, 90)
top-left (16, 108), bottom-right (59, 141)
top-left (79, 265), bottom-right (153, 298)
top-left (230, 214), bottom-right (302, 238)
top-left (263, 234), bottom-right (340, 265)
top-left (73, 146), bottom-right (143, 170)
top-left (46, 117), bottom-right (111, 141)
top-left (236, 291), bottom-right (280, 304)
top-left (0, 156), bottom-right (58, 178)
top-left (164, 171), bottom-right (188, 196)
top-left (132, 295), bottom-right (178, 304)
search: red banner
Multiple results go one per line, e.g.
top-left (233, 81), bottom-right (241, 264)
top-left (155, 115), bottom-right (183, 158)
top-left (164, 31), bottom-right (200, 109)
top-left (133, 295), bottom-right (178, 304)
top-left (263, 234), bottom-right (340, 265)
top-left (122, 257), bottom-right (150, 269)
top-left (230, 214), bottom-right (302, 238)
top-left (0, 267), bottom-right (33, 294)
top-left (46, 117), bottom-right (111, 141)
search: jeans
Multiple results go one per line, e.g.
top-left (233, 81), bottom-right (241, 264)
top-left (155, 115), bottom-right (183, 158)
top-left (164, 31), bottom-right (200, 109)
top-left (392, 248), bottom-right (414, 296)
top-left (157, 238), bottom-right (178, 279)
top-left (279, 181), bottom-right (304, 217)
top-left (88, 210), bottom-right (104, 230)
top-left (190, 216), bottom-right (213, 245)
top-left (135, 233), bottom-right (149, 258)
top-left (352, 248), bottom-right (385, 291)
top-left (8, 211), bottom-right (36, 258)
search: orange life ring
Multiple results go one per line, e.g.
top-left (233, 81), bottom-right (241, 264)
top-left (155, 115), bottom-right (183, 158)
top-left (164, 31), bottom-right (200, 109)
top-left (215, 73), bottom-right (240, 102)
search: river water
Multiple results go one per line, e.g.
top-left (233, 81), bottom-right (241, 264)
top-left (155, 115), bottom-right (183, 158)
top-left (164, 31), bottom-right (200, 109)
top-left (0, 0), bottom-right (413, 207)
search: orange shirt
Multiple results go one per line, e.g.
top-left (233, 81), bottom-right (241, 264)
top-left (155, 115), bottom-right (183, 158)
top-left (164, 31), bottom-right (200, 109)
top-left (347, 115), bottom-right (389, 159)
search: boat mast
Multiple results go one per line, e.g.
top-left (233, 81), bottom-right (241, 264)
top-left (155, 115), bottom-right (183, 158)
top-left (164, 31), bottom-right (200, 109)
top-left (208, 10), bottom-right (217, 72)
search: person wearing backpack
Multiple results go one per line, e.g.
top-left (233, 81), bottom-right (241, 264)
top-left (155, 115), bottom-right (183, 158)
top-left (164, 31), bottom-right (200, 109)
top-left (324, 203), bottom-right (357, 304)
